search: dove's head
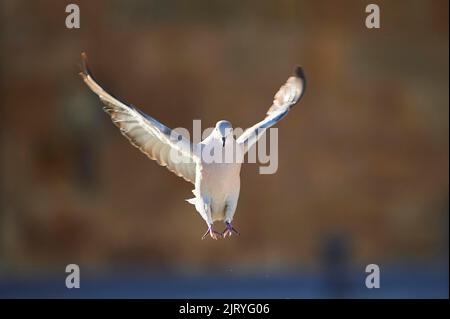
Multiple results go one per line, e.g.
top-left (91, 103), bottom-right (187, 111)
top-left (215, 120), bottom-right (233, 147)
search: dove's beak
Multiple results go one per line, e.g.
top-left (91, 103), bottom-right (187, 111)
top-left (222, 137), bottom-right (226, 147)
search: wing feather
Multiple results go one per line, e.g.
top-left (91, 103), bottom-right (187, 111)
top-left (236, 66), bottom-right (306, 152)
top-left (79, 53), bottom-right (197, 183)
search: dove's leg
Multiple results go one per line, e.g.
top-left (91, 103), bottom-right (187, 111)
top-left (198, 200), bottom-right (222, 240)
top-left (223, 221), bottom-right (240, 237)
top-left (202, 224), bottom-right (222, 240)
top-left (222, 198), bottom-right (240, 237)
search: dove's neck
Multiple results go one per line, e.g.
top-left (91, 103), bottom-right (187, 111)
top-left (202, 131), bottom-right (234, 144)
top-left (199, 132), bottom-right (244, 165)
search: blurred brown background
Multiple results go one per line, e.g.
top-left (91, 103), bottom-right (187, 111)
top-left (0, 0), bottom-right (448, 288)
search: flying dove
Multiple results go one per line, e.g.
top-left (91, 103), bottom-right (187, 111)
top-left (79, 53), bottom-right (306, 239)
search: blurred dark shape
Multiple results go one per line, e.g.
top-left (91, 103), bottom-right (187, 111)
top-left (320, 232), bottom-right (351, 298)
top-left (60, 89), bottom-right (103, 192)
top-left (73, 138), bottom-right (96, 190)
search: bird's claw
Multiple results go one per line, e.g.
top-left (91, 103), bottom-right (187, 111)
top-left (222, 222), bottom-right (240, 237)
top-left (202, 225), bottom-right (222, 240)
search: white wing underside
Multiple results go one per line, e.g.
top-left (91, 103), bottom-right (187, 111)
top-left (237, 67), bottom-right (306, 152)
top-left (79, 53), bottom-right (197, 184)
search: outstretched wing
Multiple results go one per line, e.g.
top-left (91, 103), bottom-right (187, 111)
top-left (236, 66), bottom-right (306, 152)
top-left (79, 53), bottom-right (197, 183)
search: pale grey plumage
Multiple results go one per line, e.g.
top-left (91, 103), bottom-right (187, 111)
top-left (79, 53), bottom-right (197, 183)
top-left (236, 67), bottom-right (306, 152)
top-left (79, 53), bottom-right (306, 239)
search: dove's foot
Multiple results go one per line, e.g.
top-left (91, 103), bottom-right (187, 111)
top-left (222, 221), bottom-right (240, 238)
top-left (202, 224), bottom-right (222, 240)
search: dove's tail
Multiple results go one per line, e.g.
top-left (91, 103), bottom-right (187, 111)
top-left (186, 198), bottom-right (196, 205)
top-left (186, 189), bottom-right (199, 205)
